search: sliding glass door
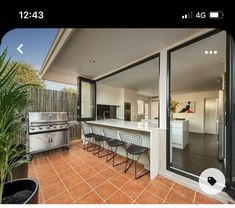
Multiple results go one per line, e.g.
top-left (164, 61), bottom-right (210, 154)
top-left (167, 30), bottom-right (227, 180)
top-left (77, 77), bottom-right (96, 121)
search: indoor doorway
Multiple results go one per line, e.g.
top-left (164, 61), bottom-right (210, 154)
top-left (204, 98), bottom-right (218, 134)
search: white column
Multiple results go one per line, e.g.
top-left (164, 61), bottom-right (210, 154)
top-left (159, 50), bottom-right (168, 129)
top-left (158, 50), bottom-right (169, 172)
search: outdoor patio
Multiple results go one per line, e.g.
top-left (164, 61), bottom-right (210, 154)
top-left (28, 142), bottom-right (221, 204)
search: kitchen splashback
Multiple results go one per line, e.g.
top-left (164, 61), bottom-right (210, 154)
top-left (97, 104), bottom-right (117, 120)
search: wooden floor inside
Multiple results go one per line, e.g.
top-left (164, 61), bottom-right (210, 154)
top-left (172, 132), bottom-right (224, 176)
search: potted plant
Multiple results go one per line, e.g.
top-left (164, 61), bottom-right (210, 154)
top-left (0, 49), bottom-right (39, 204)
top-left (170, 100), bottom-right (178, 120)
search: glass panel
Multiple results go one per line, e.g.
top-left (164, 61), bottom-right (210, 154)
top-left (169, 31), bottom-right (226, 177)
top-left (81, 81), bottom-right (93, 118)
top-left (96, 56), bottom-right (159, 122)
top-left (78, 77), bottom-right (96, 120)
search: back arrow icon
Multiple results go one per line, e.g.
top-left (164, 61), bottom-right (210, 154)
top-left (17, 44), bottom-right (23, 54)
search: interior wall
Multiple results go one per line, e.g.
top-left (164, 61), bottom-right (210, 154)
top-left (137, 95), bottom-right (151, 121)
top-left (96, 83), bottom-right (124, 119)
top-left (172, 90), bottom-right (219, 133)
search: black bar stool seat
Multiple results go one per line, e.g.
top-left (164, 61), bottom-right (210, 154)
top-left (107, 139), bottom-right (126, 147)
top-left (127, 144), bottom-right (148, 155)
top-left (84, 133), bottom-right (96, 138)
top-left (94, 135), bottom-right (108, 142)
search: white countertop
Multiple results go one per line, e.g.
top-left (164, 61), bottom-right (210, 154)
top-left (171, 120), bottom-right (189, 123)
top-left (87, 119), bottom-right (159, 133)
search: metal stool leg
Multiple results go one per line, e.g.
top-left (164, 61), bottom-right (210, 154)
top-left (124, 153), bottom-right (135, 173)
top-left (83, 138), bottom-right (95, 152)
top-left (93, 140), bottom-right (102, 155)
top-left (87, 144), bottom-right (95, 152)
top-left (98, 141), bottom-right (109, 158)
top-left (135, 151), bottom-right (150, 179)
top-left (106, 146), bottom-right (116, 162)
top-left (106, 146), bottom-right (114, 162)
top-left (113, 146), bottom-right (128, 167)
top-left (93, 140), bottom-right (108, 157)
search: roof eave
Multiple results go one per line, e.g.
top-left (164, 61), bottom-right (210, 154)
top-left (39, 28), bottom-right (74, 78)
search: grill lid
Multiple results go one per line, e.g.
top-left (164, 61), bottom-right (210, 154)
top-left (28, 112), bottom-right (68, 122)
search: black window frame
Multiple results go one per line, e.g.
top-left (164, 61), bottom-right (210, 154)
top-left (77, 76), bottom-right (96, 121)
top-left (96, 52), bottom-right (161, 127)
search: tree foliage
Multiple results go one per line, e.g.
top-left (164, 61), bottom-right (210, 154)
top-left (8, 61), bottom-right (45, 88)
top-left (62, 87), bottom-right (77, 93)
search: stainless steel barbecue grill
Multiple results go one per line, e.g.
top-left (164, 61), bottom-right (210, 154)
top-left (27, 112), bottom-right (69, 154)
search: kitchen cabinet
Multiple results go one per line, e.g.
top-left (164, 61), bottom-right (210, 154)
top-left (170, 120), bottom-right (189, 149)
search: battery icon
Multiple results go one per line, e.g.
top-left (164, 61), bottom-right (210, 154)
top-left (209, 11), bottom-right (224, 19)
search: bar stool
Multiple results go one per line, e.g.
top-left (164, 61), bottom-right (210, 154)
top-left (119, 131), bottom-right (150, 179)
top-left (91, 125), bottom-right (110, 158)
top-left (103, 128), bottom-right (127, 166)
top-left (81, 122), bottom-right (97, 152)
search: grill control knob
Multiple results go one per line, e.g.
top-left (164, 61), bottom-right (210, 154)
top-left (39, 127), bottom-right (43, 130)
top-left (46, 126), bottom-right (50, 129)
top-left (30, 127), bottom-right (35, 131)
top-left (53, 125), bottom-right (57, 128)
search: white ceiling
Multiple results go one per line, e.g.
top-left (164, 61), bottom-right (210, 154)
top-left (42, 29), bottom-right (204, 85)
top-left (41, 29), bottom-right (226, 96)
top-left (98, 57), bottom-right (159, 97)
top-left (171, 31), bottom-right (226, 93)
top-left (98, 31), bottom-right (226, 96)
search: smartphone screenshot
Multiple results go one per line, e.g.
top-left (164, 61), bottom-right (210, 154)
top-left (0, 7), bottom-right (234, 206)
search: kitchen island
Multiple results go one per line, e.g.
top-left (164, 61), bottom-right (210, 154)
top-left (170, 120), bottom-right (189, 149)
top-left (86, 119), bottom-right (159, 180)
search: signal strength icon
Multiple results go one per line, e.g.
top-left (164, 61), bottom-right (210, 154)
top-left (182, 12), bottom-right (193, 19)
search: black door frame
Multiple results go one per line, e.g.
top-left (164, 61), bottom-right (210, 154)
top-left (225, 33), bottom-right (235, 197)
top-left (77, 53), bottom-right (160, 122)
top-left (166, 29), bottom-right (229, 182)
top-left (77, 76), bottom-right (96, 121)
top-left (96, 52), bottom-right (161, 127)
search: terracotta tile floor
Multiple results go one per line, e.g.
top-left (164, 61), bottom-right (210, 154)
top-left (28, 143), bottom-right (222, 204)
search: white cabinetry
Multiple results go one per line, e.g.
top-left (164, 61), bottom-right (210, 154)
top-left (170, 120), bottom-right (189, 149)
top-left (96, 84), bottom-right (122, 106)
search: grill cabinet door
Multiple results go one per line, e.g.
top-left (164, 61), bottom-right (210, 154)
top-left (29, 132), bottom-right (51, 153)
top-left (50, 130), bottom-right (68, 148)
